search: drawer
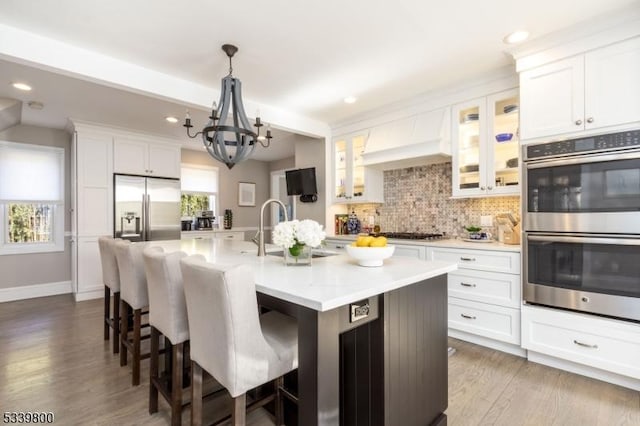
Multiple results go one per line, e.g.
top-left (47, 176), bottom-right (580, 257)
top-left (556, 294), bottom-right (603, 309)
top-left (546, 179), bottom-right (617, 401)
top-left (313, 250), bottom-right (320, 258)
top-left (215, 231), bottom-right (244, 240)
top-left (393, 244), bottom-right (425, 260)
top-left (324, 240), bottom-right (349, 251)
top-left (448, 298), bottom-right (521, 344)
top-left (448, 270), bottom-right (521, 308)
top-left (428, 247), bottom-right (520, 274)
top-left (522, 305), bottom-right (640, 379)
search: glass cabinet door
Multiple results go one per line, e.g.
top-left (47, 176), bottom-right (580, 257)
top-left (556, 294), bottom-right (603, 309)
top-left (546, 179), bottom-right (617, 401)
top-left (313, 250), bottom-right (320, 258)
top-left (453, 98), bottom-right (487, 195)
top-left (487, 89), bottom-right (520, 194)
top-left (334, 139), bottom-right (347, 200)
top-left (351, 135), bottom-right (365, 198)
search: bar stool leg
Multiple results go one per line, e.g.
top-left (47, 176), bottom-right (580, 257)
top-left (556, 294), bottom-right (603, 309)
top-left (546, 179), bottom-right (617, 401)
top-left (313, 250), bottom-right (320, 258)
top-left (120, 300), bottom-right (128, 367)
top-left (103, 286), bottom-right (110, 340)
top-left (113, 292), bottom-right (120, 354)
top-left (149, 326), bottom-right (160, 414)
top-left (232, 393), bottom-right (246, 426)
top-left (171, 342), bottom-right (184, 426)
top-left (191, 362), bottom-right (203, 426)
top-left (132, 308), bottom-right (142, 386)
top-left (275, 376), bottom-right (284, 426)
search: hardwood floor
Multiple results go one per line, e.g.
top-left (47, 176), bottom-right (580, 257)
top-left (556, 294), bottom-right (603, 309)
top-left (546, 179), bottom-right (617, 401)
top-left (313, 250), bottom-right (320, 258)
top-left (0, 295), bottom-right (638, 425)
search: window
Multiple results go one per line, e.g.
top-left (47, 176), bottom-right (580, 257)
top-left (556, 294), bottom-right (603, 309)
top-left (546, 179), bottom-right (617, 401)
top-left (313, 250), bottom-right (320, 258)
top-left (180, 164), bottom-right (218, 219)
top-left (0, 141), bottom-right (64, 255)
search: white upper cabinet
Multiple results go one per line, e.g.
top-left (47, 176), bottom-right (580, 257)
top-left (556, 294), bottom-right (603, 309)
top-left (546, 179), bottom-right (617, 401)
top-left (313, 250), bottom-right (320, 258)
top-left (520, 37), bottom-right (640, 141)
top-left (113, 137), bottom-right (181, 178)
top-left (452, 88), bottom-right (520, 198)
top-left (332, 132), bottom-right (384, 204)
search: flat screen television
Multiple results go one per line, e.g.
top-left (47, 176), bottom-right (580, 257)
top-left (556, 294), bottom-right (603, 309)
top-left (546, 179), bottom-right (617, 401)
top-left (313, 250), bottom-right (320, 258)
top-left (285, 167), bottom-right (317, 196)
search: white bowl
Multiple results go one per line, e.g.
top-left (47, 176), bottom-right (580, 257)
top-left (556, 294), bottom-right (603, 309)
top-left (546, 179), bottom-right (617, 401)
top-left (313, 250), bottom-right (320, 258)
top-left (345, 244), bottom-right (395, 267)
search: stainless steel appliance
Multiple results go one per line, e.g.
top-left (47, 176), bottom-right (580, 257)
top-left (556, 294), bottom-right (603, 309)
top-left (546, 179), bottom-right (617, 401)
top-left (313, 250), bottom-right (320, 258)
top-left (522, 129), bottom-right (640, 321)
top-left (114, 174), bottom-right (181, 241)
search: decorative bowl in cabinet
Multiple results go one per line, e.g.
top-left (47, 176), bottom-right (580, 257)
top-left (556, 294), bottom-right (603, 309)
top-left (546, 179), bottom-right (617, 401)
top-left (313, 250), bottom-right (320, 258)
top-left (345, 245), bottom-right (395, 267)
top-left (495, 133), bottom-right (513, 142)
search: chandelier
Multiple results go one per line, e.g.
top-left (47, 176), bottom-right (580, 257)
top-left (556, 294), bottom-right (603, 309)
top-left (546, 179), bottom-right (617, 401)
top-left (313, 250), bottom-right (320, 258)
top-left (184, 44), bottom-right (272, 169)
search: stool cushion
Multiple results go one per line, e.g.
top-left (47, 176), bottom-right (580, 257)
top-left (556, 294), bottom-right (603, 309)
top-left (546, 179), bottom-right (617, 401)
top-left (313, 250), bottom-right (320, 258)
top-left (181, 255), bottom-right (298, 398)
top-left (114, 240), bottom-right (148, 310)
top-left (143, 246), bottom-right (189, 345)
top-left (98, 236), bottom-right (121, 292)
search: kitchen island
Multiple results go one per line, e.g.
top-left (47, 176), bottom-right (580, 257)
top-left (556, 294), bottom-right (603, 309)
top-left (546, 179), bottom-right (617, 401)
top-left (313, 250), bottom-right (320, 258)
top-left (149, 238), bottom-right (457, 425)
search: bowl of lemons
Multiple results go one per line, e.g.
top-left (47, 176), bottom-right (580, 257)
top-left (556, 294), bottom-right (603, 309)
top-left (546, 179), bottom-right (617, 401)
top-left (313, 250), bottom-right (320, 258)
top-left (345, 235), bottom-right (395, 267)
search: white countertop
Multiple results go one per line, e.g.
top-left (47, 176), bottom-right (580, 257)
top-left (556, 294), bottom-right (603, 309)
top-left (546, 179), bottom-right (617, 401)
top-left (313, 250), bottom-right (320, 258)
top-left (326, 235), bottom-right (521, 252)
top-left (143, 239), bottom-right (457, 312)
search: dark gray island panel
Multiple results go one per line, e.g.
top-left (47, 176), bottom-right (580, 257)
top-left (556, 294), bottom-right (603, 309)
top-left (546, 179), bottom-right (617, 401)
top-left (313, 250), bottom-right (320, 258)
top-left (384, 274), bottom-right (448, 426)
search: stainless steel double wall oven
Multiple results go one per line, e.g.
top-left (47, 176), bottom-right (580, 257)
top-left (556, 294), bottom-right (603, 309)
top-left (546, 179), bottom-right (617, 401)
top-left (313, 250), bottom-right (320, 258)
top-left (523, 129), bottom-right (640, 321)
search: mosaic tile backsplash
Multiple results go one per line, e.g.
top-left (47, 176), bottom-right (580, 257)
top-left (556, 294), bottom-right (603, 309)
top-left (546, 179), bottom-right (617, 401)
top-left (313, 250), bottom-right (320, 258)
top-left (349, 162), bottom-right (520, 239)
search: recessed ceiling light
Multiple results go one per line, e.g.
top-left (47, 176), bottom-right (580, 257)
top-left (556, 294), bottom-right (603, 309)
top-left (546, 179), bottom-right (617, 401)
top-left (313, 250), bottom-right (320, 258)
top-left (165, 116), bottom-right (179, 123)
top-left (12, 82), bottom-right (32, 91)
top-left (503, 30), bottom-right (529, 44)
top-left (344, 96), bottom-right (357, 104)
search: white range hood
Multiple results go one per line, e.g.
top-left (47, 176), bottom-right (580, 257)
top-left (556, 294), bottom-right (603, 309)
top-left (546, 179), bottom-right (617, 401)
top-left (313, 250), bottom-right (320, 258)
top-left (361, 107), bottom-right (451, 170)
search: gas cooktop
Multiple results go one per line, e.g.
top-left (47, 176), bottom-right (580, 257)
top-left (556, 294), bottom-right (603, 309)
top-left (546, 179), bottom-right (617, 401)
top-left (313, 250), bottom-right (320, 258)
top-left (370, 232), bottom-right (447, 241)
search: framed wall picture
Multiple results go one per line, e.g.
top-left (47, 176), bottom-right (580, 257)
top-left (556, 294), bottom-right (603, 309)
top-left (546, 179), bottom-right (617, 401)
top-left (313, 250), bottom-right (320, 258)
top-left (238, 182), bottom-right (256, 207)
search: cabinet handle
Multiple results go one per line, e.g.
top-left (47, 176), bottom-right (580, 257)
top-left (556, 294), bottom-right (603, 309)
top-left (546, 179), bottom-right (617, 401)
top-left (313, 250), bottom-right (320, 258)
top-left (335, 245), bottom-right (344, 249)
top-left (573, 339), bottom-right (598, 349)
top-left (460, 257), bottom-right (476, 261)
top-left (226, 235), bottom-right (233, 238)
top-left (460, 313), bottom-right (476, 320)
top-left (586, 117), bottom-right (594, 123)
top-left (487, 186), bottom-right (493, 190)
top-left (460, 282), bottom-right (476, 287)
top-left (149, 169), bottom-right (153, 173)
top-left (480, 186), bottom-right (486, 191)
top-left (575, 119), bottom-right (583, 126)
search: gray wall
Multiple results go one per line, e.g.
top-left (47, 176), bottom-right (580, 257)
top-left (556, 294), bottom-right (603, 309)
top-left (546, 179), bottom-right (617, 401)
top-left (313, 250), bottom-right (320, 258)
top-left (181, 149), bottom-right (272, 227)
top-left (295, 137), bottom-right (326, 226)
top-left (0, 124), bottom-right (72, 289)
top-left (269, 156), bottom-right (295, 172)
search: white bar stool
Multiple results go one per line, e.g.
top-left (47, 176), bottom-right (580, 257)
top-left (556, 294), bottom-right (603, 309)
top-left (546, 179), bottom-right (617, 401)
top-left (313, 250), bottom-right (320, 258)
top-left (98, 236), bottom-right (122, 354)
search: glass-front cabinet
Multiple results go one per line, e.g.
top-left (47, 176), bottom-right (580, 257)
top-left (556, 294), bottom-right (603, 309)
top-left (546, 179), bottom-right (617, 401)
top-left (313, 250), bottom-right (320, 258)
top-left (452, 88), bottom-right (520, 197)
top-left (333, 132), bottom-right (383, 204)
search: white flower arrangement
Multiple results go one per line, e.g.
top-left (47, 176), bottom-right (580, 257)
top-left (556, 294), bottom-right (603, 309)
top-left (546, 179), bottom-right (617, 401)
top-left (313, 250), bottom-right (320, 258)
top-left (272, 219), bottom-right (326, 249)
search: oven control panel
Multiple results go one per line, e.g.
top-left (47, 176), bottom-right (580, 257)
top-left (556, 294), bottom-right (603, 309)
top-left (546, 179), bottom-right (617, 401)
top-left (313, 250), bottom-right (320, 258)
top-left (526, 130), bottom-right (640, 160)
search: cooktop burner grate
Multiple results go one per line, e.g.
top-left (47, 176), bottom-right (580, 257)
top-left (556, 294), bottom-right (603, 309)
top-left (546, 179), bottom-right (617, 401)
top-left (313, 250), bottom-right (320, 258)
top-left (371, 232), bottom-right (446, 240)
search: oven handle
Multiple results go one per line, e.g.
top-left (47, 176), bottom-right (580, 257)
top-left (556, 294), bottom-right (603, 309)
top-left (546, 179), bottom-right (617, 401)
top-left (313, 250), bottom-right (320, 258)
top-left (525, 148), bottom-right (640, 169)
top-left (527, 234), bottom-right (640, 246)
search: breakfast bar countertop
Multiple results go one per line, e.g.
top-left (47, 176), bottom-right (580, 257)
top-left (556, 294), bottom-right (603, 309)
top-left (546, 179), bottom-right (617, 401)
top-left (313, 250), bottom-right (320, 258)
top-left (146, 238), bottom-right (457, 312)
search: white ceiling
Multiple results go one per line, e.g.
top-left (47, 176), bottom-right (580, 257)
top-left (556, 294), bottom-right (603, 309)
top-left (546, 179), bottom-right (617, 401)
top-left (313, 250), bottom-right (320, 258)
top-left (0, 0), bottom-right (638, 159)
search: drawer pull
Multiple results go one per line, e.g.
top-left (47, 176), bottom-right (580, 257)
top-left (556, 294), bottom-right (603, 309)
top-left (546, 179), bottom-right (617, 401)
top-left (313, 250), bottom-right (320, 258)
top-left (335, 245), bottom-right (344, 249)
top-left (573, 340), bottom-right (598, 349)
top-left (460, 257), bottom-right (476, 261)
top-left (460, 282), bottom-right (476, 288)
top-left (460, 313), bottom-right (476, 320)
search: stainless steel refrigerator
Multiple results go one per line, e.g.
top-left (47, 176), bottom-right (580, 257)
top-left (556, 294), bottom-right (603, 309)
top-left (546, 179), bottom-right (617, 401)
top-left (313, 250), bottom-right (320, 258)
top-left (114, 174), bottom-right (181, 242)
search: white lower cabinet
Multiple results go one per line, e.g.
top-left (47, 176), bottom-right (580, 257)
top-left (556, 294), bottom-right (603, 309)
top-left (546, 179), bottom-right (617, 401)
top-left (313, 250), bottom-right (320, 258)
top-left (522, 305), bottom-right (640, 380)
top-left (427, 246), bottom-right (522, 353)
top-left (448, 298), bottom-right (520, 345)
top-left (182, 231), bottom-right (245, 240)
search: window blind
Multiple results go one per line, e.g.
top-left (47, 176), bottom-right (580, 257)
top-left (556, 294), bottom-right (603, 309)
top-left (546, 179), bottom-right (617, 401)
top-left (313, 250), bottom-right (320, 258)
top-left (181, 164), bottom-right (218, 193)
top-left (0, 141), bottom-right (64, 202)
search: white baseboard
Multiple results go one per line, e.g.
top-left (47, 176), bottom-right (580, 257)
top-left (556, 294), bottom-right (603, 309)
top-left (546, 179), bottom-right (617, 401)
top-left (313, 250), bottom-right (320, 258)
top-left (0, 281), bottom-right (72, 303)
top-left (528, 351), bottom-right (640, 391)
top-left (448, 329), bottom-right (527, 357)
top-left (74, 286), bottom-right (104, 302)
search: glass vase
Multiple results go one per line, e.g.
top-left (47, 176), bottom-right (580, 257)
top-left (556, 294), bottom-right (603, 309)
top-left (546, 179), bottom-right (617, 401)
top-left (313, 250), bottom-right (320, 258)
top-left (284, 243), bottom-right (312, 266)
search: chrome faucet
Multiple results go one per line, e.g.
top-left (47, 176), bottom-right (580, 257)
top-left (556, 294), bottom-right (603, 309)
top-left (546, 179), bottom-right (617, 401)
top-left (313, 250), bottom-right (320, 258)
top-left (252, 198), bottom-right (289, 256)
